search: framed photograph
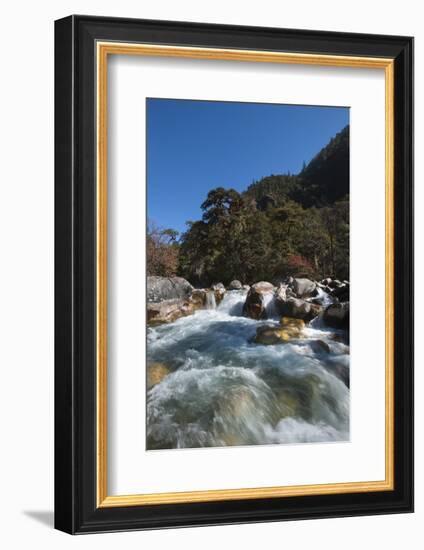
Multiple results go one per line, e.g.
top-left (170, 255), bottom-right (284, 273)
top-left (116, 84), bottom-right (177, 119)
top-left (54, 15), bottom-right (413, 534)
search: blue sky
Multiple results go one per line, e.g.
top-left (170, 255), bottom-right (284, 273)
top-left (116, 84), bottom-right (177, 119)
top-left (147, 98), bottom-right (349, 234)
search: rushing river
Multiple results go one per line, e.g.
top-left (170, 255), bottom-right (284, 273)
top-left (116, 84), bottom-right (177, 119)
top-left (146, 290), bottom-right (349, 450)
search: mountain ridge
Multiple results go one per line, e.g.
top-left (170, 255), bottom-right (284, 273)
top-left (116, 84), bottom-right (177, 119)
top-left (243, 125), bottom-right (349, 209)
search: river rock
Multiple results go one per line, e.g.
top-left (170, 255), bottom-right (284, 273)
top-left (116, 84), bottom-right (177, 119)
top-left (190, 289), bottom-right (207, 307)
top-left (242, 284), bottom-right (251, 291)
top-left (147, 276), bottom-right (193, 303)
top-left (147, 298), bottom-right (195, 325)
top-left (228, 280), bottom-right (243, 290)
top-left (278, 297), bottom-right (322, 322)
top-left (291, 278), bottom-right (317, 298)
top-left (254, 319), bottom-right (304, 345)
top-left (212, 282), bottom-right (225, 291)
top-left (275, 283), bottom-right (287, 302)
top-left (280, 317), bottom-right (305, 330)
top-left (274, 283), bottom-right (295, 307)
top-left (147, 362), bottom-right (170, 388)
top-left (191, 289), bottom-right (218, 309)
top-left (323, 302), bottom-right (349, 329)
top-left (331, 283), bottom-right (350, 302)
top-left (243, 281), bottom-right (275, 319)
top-left (310, 339), bottom-right (331, 354)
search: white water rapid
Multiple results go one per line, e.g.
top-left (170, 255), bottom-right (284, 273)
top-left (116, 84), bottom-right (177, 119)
top-left (313, 286), bottom-right (334, 307)
top-left (147, 290), bottom-right (349, 450)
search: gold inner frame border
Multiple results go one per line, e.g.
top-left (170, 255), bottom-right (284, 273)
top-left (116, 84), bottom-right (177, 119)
top-left (96, 42), bottom-right (394, 508)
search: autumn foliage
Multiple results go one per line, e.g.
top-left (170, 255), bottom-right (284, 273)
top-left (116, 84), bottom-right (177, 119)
top-left (146, 222), bottom-right (179, 277)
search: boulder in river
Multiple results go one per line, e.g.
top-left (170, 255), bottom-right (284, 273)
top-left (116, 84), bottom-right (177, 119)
top-left (254, 318), bottom-right (304, 345)
top-left (275, 283), bottom-right (288, 303)
top-left (190, 288), bottom-right (218, 309)
top-left (280, 316), bottom-right (305, 328)
top-left (243, 281), bottom-right (275, 319)
top-left (278, 297), bottom-right (322, 322)
top-left (323, 302), bottom-right (349, 329)
top-left (190, 289), bottom-right (208, 307)
top-left (228, 280), bottom-right (243, 290)
top-left (147, 276), bottom-right (193, 303)
top-left (274, 283), bottom-right (296, 307)
top-left (290, 277), bottom-right (317, 298)
top-left (310, 339), bottom-right (331, 354)
top-left (147, 298), bottom-right (195, 325)
top-left (331, 283), bottom-right (350, 302)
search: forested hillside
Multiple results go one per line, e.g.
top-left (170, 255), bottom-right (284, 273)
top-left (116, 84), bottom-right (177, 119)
top-left (244, 125), bottom-right (349, 207)
top-left (147, 125), bottom-right (349, 286)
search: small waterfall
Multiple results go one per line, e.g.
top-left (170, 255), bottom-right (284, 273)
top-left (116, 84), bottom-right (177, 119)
top-left (263, 293), bottom-right (280, 319)
top-left (314, 287), bottom-right (333, 307)
top-left (217, 290), bottom-right (246, 316)
top-left (205, 290), bottom-right (217, 309)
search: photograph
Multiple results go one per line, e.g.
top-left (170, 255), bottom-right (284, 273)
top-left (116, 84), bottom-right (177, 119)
top-left (51, 10), bottom-right (413, 536)
top-left (146, 98), bottom-right (350, 450)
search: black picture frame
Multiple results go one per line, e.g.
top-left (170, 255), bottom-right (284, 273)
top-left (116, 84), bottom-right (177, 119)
top-left (55, 15), bottom-right (414, 534)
